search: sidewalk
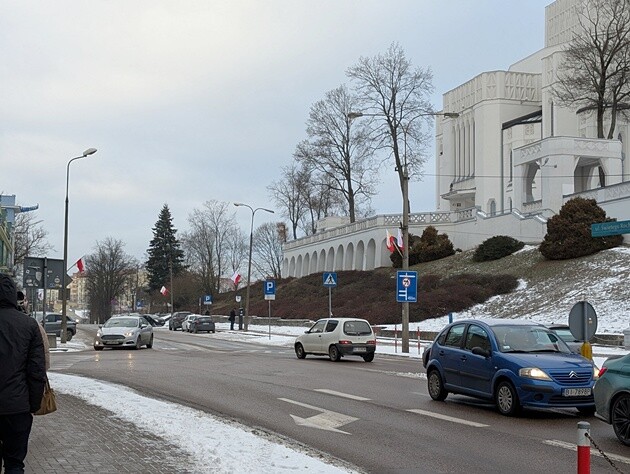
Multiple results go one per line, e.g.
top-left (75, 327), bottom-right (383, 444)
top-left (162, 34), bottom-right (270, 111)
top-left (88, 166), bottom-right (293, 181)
top-left (27, 392), bottom-right (195, 473)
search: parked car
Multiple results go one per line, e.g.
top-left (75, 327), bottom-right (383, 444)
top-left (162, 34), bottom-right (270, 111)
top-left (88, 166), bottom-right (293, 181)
top-left (594, 354), bottom-right (630, 446)
top-left (547, 324), bottom-right (582, 354)
top-left (424, 319), bottom-right (597, 416)
top-left (36, 313), bottom-right (77, 341)
top-left (168, 311), bottom-right (192, 331)
top-left (181, 314), bottom-right (199, 332)
top-left (189, 316), bottom-right (216, 333)
top-left (294, 318), bottom-right (376, 362)
top-left (93, 315), bottom-right (154, 350)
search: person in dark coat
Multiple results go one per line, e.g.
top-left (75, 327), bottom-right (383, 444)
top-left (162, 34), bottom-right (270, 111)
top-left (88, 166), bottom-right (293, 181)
top-left (0, 274), bottom-right (46, 473)
top-left (228, 308), bottom-right (236, 331)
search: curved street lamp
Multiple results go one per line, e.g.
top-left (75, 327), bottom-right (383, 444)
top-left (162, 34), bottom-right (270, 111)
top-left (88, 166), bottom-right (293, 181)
top-left (61, 147), bottom-right (97, 343)
top-left (347, 110), bottom-right (459, 352)
top-left (234, 202), bottom-right (274, 331)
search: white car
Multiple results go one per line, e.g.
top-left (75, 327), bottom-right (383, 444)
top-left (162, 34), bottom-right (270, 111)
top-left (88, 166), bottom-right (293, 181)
top-left (294, 318), bottom-right (376, 362)
top-left (181, 314), bottom-right (199, 332)
top-left (94, 315), bottom-right (154, 350)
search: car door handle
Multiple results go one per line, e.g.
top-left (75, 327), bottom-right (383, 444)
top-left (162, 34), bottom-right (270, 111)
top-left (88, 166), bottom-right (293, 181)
top-left (438, 350), bottom-right (445, 356)
top-left (460, 356), bottom-right (467, 361)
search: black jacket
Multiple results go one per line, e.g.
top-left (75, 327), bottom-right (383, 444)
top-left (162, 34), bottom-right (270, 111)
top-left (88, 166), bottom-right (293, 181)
top-left (0, 274), bottom-right (46, 414)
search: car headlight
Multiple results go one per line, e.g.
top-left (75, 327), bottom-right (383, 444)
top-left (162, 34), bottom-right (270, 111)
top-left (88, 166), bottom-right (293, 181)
top-left (96, 330), bottom-right (102, 337)
top-left (124, 331), bottom-right (136, 337)
top-left (519, 367), bottom-right (552, 381)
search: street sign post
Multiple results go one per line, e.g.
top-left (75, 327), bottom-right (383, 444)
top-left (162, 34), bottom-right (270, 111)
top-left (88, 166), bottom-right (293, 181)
top-left (323, 272), bottom-right (337, 317)
top-left (396, 271), bottom-right (418, 303)
top-left (568, 301), bottom-right (598, 360)
top-left (591, 219), bottom-right (630, 237)
top-left (264, 279), bottom-right (276, 339)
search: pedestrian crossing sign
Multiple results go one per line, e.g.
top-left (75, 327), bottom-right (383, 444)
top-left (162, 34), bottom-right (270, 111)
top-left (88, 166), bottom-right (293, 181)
top-left (323, 272), bottom-right (337, 287)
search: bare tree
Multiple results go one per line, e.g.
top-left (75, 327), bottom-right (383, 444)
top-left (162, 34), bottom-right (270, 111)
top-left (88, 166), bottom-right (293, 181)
top-left (13, 211), bottom-right (53, 265)
top-left (553, 0), bottom-right (630, 138)
top-left (347, 42), bottom-right (434, 198)
top-left (85, 237), bottom-right (137, 323)
top-left (299, 171), bottom-right (344, 236)
top-left (224, 226), bottom-right (248, 290)
top-left (182, 200), bottom-right (237, 295)
top-left (252, 222), bottom-right (284, 279)
top-left (267, 163), bottom-right (310, 240)
top-left (295, 85), bottom-right (378, 223)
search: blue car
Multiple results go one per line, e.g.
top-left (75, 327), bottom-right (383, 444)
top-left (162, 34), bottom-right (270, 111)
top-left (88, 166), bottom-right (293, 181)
top-left (424, 319), bottom-right (596, 416)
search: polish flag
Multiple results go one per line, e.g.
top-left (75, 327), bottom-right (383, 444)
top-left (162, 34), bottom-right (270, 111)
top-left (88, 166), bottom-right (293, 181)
top-left (160, 286), bottom-right (168, 296)
top-left (76, 257), bottom-right (85, 273)
top-left (231, 271), bottom-right (241, 285)
top-left (396, 228), bottom-right (404, 250)
top-left (385, 230), bottom-right (395, 253)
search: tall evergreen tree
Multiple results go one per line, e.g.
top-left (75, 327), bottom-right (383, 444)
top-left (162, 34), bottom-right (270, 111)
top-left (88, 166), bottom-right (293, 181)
top-left (146, 204), bottom-right (185, 291)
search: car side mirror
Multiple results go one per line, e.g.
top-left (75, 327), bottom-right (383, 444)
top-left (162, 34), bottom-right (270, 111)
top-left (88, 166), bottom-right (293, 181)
top-left (472, 347), bottom-right (490, 358)
top-left (98, 324), bottom-right (103, 329)
top-left (141, 324), bottom-right (148, 328)
top-left (304, 330), bottom-right (310, 334)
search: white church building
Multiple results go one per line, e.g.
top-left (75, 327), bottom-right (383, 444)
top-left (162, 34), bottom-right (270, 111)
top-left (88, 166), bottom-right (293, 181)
top-left (282, 0), bottom-right (630, 278)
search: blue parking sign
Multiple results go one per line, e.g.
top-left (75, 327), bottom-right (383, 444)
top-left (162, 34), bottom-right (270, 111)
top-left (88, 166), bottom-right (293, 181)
top-left (203, 294), bottom-right (212, 305)
top-left (396, 271), bottom-right (418, 303)
top-left (264, 280), bottom-right (276, 300)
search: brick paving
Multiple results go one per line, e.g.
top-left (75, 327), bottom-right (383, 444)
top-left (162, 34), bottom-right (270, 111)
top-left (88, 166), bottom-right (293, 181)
top-left (26, 392), bottom-right (198, 473)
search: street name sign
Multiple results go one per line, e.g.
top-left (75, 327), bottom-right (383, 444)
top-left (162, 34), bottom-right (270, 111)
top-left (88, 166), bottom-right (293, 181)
top-left (591, 219), bottom-right (630, 237)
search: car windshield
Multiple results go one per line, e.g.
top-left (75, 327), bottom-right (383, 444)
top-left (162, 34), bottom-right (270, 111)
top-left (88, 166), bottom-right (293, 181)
top-left (104, 318), bottom-right (139, 328)
top-left (492, 325), bottom-right (571, 354)
top-left (343, 320), bottom-right (372, 336)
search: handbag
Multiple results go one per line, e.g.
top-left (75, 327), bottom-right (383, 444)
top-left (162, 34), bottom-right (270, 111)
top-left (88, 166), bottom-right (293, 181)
top-left (34, 379), bottom-right (57, 416)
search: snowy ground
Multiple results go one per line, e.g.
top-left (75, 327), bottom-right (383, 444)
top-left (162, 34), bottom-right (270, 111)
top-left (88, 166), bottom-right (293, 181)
top-left (49, 317), bottom-right (629, 473)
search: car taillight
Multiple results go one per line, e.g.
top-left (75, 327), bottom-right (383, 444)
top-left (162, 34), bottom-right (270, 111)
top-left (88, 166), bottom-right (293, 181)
top-left (367, 340), bottom-right (376, 345)
top-left (338, 340), bottom-right (352, 345)
top-left (597, 366), bottom-right (608, 378)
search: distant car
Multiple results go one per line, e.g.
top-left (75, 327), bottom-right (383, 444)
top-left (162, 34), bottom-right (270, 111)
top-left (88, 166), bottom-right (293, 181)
top-left (594, 354), bottom-right (630, 446)
top-left (169, 311), bottom-right (192, 331)
top-left (294, 318), bottom-right (376, 362)
top-left (141, 314), bottom-right (164, 327)
top-left (93, 315), bottom-right (154, 350)
top-left (181, 314), bottom-right (199, 332)
top-left (36, 313), bottom-right (77, 341)
top-left (189, 316), bottom-right (215, 333)
top-left (547, 324), bottom-right (582, 354)
top-left (424, 319), bottom-right (597, 416)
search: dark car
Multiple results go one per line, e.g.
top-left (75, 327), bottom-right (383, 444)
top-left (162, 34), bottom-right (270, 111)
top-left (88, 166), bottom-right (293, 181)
top-left (424, 319), bottom-right (597, 416)
top-left (594, 354), bottom-right (630, 446)
top-left (189, 316), bottom-right (215, 333)
top-left (547, 324), bottom-right (582, 354)
top-left (141, 314), bottom-right (164, 327)
top-left (37, 313), bottom-right (77, 341)
top-left (168, 311), bottom-right (192, 331)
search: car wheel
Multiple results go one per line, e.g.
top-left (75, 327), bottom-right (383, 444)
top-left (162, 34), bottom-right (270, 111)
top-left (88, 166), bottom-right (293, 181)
top-left (362, 353), bottom-right (375, 362)
top-left (295, 343), bottom-right (306, 359)
top-left (329, 345), bottom-right (341, 362)
top-left (612, 393), bottom-right (630, 446)
top-left (146, 335), bottom-right (154, 349)
top-left (134, 337), bottom-right (142, 350)
top-left (495, 381), bottom-right (521, 416)
top-left (94, 346), bottom-right (103, 351)
top-left (212, 330), bottom-right (215, 333)
top-left (66, 330), bottom-right (73, 341)
top-left (169, 325), bottom-right (173, 331)
top-left (427, 369), bottom-right (448, 401)
top-left (577, 406), bottom-right (596, 416)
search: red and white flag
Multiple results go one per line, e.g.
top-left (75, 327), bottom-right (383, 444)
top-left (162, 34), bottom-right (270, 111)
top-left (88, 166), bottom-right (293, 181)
top-left (396, 228), bottom-right (404, 250)
top-left (76, 257), bottom-right (85, 273)
top-left (385, 230), bottom-right (395, 253)
top-left (160, 286), bottom-right (168, 296)
top-left (231, 271), bottom-right (241, 285)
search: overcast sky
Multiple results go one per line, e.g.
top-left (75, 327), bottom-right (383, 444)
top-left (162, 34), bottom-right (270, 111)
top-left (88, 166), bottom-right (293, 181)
top-left (2, 0), bottom-right (550, 265)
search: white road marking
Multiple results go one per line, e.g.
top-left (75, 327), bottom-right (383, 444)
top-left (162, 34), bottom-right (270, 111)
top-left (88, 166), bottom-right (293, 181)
top-left (314, 389), bottom-right (371, 401)
top-left (279, 398), bottom-right (359, 434)
top-left (543, 439), bottom-right (630, 465)
top-left (407, 409), bottom-right (489, 427)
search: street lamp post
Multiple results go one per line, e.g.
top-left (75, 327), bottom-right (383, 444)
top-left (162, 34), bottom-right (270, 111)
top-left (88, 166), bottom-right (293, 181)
top-left (234, 202), bottom-right (274, 331)
top-left (61, 148), bottom-right (97, 343)
top-left (348, 110), bottom-right (458, 352)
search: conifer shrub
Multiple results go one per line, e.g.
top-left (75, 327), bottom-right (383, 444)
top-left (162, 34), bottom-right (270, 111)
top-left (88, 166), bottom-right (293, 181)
top-left (473, 236), bottom-right (525, 262)
top-left (391, 226), bottom-right (455, 267)
top-left (539, 197), bottom-right (623, 260)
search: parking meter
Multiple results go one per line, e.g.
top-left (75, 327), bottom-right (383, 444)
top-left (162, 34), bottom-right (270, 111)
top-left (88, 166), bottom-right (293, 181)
top-left (238, 307), bottom-right (244, 330)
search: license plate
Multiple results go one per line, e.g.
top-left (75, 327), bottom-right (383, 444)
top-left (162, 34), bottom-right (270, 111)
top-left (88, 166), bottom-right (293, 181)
top-left (354, 347), bottom-right (366, 353)
top-left (104, 341), bottom-right (122, 345)
top-left (563, 388), bottom-right (591, 397)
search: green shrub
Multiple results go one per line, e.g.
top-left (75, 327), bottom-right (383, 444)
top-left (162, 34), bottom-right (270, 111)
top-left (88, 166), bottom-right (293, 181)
top-left (412, 226), bottom-right (455, 264)
top-left (539, 197), bottom-right (623, 260)
top-left (473, 236), bottom-right (525, 262)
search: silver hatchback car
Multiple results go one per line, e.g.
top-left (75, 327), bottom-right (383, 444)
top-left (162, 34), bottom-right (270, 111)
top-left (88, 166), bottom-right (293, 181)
top-left (294, 317), bottom-right (376, 362)
top-left (94, 315), bottom-right (154, 350)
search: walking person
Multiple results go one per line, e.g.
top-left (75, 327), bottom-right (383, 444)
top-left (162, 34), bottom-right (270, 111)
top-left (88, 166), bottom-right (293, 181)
top-left (0, 275), bottom-right (46, 473)
top-left (229, 308), bottom-right (236, 331)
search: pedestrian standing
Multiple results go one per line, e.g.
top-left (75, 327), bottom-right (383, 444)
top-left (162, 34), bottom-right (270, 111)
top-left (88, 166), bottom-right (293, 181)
top-left (229, 308), bottom-right (236, 331)
top-left (0, 275), bottom-right (46, 473)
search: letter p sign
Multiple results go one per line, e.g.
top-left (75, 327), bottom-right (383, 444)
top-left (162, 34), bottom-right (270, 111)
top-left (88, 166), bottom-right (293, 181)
top-left (264, 279), bottom-right (276, 300)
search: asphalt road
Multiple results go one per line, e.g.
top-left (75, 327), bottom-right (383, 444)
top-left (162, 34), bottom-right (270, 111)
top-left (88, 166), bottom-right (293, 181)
top-left (54, 326), bottom-right (630, 473)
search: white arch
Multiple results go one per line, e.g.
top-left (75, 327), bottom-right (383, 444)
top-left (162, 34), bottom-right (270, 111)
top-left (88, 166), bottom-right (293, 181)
top-left (326, 247), bottom-right (335, 271)
top-left (296, 255), bottom-right (303, 278)
top-left (355, 241), bottom-right (365, 271)
top-left (318, 249), bottom-right (326, 272)
top-left (311, 251), bottom-right (319, 274)
top-left (289, 256), bottom-right (296, 277)
top-left (366, 239), bottom-right (377, 270)
top-left (335, 244), bottom-right (344, 270)
top-left (303, 253), bottom-right (310, 276)
top-left (345, 242), bottom-right (355, 270)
